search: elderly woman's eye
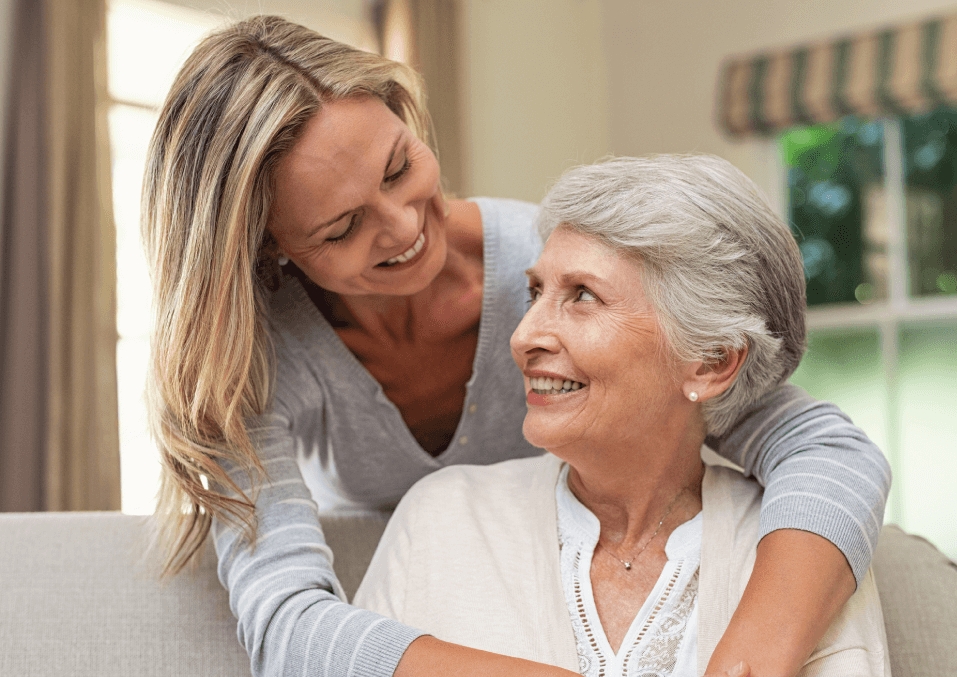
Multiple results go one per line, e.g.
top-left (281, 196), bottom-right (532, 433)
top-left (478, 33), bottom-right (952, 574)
top-left (576, 287), bottom-right (597, 302)
top-left (526, 286), bottom-right (541, 305)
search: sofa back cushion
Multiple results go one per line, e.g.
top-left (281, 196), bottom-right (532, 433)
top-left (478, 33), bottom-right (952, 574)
top-left (1, 512), bottom-right (955, 677)
top-left (0, 511), bottom-right (387, 677)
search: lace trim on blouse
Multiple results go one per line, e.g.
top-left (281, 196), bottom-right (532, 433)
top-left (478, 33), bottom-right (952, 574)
top-left (555, 464), bottom-right (701, 677)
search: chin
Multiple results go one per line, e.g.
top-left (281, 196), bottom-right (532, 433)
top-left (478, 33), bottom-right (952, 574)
top-left (522, 417), bottom-right (565, 453)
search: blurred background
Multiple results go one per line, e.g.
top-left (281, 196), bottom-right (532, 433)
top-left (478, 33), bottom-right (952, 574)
top-left (0, 0), bottom-right (954, 559)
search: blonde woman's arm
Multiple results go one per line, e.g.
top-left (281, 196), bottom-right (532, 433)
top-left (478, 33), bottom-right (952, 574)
top-left (216, 409), bottom-right (580, 677)
top-left (213, 410), bottom-right (423, 677)
top-left (704, 384), bottom-right (891, 676)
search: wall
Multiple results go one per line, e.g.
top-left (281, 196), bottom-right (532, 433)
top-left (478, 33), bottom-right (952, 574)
top-left (459, 0), bottom-right (609, 202)
top-left (458, 0), bottom-right (957, 204)
top-left (600, 0), bottom-right (957, 194)
top-left (159, 0), bottom-right (376, 49)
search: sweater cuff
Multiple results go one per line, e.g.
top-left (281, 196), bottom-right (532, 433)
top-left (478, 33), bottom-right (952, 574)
top-left (349, 618), bottom-right (428, 677)
top-left (758, 492), bottom-right (875, 587)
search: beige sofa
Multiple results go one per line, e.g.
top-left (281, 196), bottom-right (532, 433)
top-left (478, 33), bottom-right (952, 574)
top-left (0, 512), bottom-right (954, 676)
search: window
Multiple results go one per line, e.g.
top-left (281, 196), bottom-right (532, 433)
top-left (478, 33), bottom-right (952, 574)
top-left (782, 110), bottom-right (957, 559)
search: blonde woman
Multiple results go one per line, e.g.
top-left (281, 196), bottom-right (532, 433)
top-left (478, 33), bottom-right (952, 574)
top-left (143, 16), bottom-right (890, 677)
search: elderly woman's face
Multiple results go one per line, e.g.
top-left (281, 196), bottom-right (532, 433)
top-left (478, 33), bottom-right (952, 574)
top-left (511, 227), bottom-right (689, 454)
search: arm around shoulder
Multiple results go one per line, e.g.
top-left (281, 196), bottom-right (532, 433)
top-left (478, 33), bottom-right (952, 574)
top-left (214, 408), bottom-right (423, 677)
top-left (707, 383), bottom-right (891, 583)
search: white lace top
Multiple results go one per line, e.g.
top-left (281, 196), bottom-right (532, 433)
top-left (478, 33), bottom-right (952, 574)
top-left (556, 464), bottom-right (702, 677)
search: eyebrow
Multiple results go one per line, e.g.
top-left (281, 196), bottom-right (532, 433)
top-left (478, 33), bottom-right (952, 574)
top-left (524, 268), bottom-right (606, 287)
top-left (305, 133), bottom-right (405, 238)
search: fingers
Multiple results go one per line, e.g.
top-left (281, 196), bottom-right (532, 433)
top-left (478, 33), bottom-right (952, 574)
top-left (704, 660), bottom-right (750, 677)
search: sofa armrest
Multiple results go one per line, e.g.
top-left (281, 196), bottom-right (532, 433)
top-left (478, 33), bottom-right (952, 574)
top-left (873, 524), bottom-right (957, 677)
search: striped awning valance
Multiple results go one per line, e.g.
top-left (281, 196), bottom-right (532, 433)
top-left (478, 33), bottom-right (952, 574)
top-left (718, 13), bottom-right (957, 136)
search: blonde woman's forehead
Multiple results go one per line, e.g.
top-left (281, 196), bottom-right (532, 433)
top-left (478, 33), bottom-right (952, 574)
top-left (270, 98), bottom-right (409, 237)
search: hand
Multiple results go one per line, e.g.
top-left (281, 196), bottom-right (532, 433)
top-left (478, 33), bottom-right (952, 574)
top-left (704, 661), bottom-right (750, 677)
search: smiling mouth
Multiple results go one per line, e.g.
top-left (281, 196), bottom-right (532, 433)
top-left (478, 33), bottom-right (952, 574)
top-left (529, 376), bottom-right (585, 395)
top-left (378, 232), bottom-right (425, 267)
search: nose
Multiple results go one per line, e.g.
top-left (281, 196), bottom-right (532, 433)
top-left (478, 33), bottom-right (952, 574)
top-left (371, 190), bottom-right (420, 249)
top-left (510, 295), bottom-right (562, 365)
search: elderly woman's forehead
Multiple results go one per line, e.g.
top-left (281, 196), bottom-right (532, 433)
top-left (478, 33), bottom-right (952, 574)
top-left (551, 225), bottom-right (619, 252)
top-left (528, 226), bottom-right (639, 279)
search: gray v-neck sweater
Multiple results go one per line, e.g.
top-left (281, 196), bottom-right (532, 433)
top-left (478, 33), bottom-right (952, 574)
top-left (213, 198), bottom-right (890, 677)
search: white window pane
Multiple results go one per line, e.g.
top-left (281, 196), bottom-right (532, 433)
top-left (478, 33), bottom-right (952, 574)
top-left (898, 323), bottom-right (957, 560)
top-left (117, 335), bottom-right (159, 515)
top-left (108, 0), bottom-right (223, 108)
top-left (789, 329), bottom-right (890, 454)
top-left (109, 104), bottom-right (157, 340)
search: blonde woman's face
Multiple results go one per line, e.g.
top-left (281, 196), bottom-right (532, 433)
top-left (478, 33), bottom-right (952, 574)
top-left (269, 96), bottom-right (446, 298)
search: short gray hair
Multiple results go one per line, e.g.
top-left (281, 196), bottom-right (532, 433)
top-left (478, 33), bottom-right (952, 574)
top-left (537, 154), bottom-right (806, 436)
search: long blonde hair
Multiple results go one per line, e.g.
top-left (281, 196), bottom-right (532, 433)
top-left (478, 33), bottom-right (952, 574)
top-left (143, 15), bottom-right (433, 574)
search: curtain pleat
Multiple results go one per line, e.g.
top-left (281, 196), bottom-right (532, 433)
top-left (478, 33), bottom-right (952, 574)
top-left (0, 0), bottom-right (119, 512)
top-left (0, 0), bottom-right (49, 512)
top-left (718, 12), bottom-right (957, 136)
top-left (43, 0), bottom-right (120, 511)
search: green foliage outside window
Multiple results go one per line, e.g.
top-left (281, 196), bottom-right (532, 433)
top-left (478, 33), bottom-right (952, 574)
top-left (902, 107), bottom-right (957, 298)
top-left (783, 109), bottom-right (957, 306)
top-left (782, 118), bottom-right (885, 306)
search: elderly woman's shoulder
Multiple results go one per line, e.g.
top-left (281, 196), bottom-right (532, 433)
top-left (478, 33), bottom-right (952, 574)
top-left (702, 462), bottom-right (765, 525)
top-left (398, 453), bottom-right (561, 517)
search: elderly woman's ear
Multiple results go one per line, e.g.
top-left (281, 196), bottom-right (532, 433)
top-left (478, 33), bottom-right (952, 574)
top-left (682, 344), bottom-right (749, 403)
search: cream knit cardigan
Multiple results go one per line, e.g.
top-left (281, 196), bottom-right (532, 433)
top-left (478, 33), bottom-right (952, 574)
top-left (354, 454), bottom-right (890, 676)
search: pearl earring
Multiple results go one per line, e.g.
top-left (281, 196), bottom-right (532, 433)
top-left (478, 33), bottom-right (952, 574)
top-left (688, 391), bottom-right (699, 402)
top-left (277, 254), bottom-right (289, 266)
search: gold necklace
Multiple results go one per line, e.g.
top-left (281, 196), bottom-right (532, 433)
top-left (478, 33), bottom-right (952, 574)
top-left (597, 488), bottom-right (686, 571)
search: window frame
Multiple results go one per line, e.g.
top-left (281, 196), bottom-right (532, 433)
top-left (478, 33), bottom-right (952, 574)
top-left (774, 117), bottom-right (957, 527)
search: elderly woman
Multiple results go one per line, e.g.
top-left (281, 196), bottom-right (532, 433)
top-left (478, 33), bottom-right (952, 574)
top-left (354, 155), bottom-right (890, 676)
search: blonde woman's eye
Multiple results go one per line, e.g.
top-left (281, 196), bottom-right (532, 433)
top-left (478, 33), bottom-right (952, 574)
top-left (384, 155), bottom-right (412, 183)
top-left (327, 214), bottom-right (359, 244)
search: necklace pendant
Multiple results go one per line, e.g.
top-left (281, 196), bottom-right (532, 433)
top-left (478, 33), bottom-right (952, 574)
top-left (623, 562), bottom-right (632, 570)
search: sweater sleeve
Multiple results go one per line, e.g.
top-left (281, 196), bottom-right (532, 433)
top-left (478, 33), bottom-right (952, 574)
top-left (705, 383), bottom-right (892, 585)
top-left (213, 408), bottom-right (425, 677)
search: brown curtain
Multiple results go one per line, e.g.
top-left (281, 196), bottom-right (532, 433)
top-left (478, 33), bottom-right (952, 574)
top-left (380, 0), bottom-right (467, 196)
top-left (0, 0), bottom-right (49, 512)
top-left (0, 0), bottom-right (120, 512)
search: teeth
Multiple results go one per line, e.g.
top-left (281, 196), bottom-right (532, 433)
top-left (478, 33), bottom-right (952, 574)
top-left (384, 232), bottom-right (425, 266)
top-left (529, 376), bottom-right (585, 394)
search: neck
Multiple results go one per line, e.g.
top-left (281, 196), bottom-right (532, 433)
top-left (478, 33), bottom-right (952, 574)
top-left (565, 427), bottom-right (705, 547)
